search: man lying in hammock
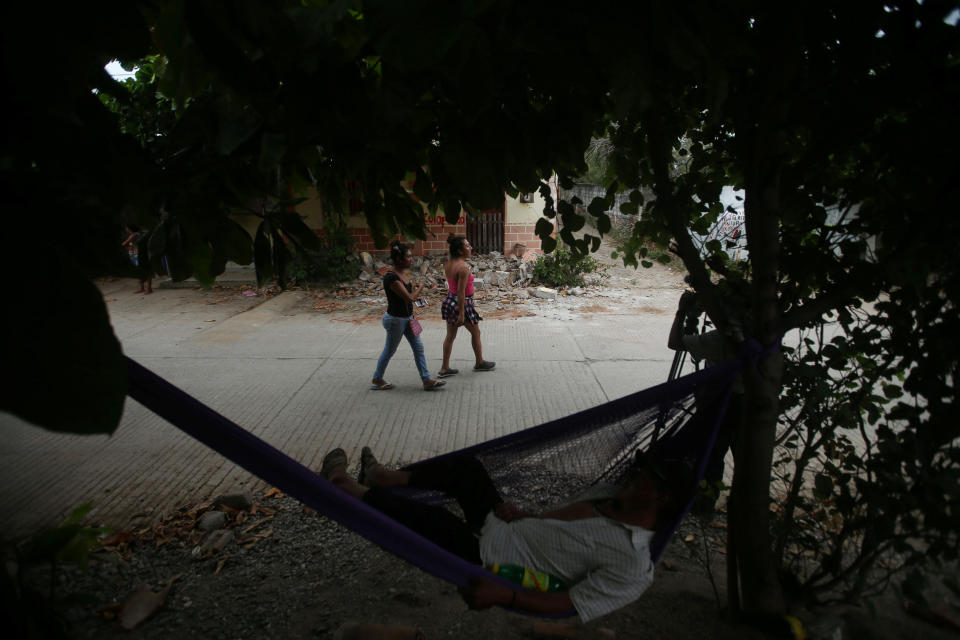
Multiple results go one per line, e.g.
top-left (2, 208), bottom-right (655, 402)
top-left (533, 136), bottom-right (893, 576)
top-left (320, 446), bottom-right (686, 622)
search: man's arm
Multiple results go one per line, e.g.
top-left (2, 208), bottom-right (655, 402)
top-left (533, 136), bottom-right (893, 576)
top-left (460, 578), bottom-right (575, 615)
top-left (668, 291), bottom-right (698, 351)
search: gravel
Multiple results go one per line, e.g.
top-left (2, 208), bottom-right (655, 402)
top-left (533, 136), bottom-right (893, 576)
top-left (18, 493), bottom-right (766, 640)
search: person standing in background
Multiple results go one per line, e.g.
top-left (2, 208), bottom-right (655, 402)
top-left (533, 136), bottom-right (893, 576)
top-left (122, 225), bottom-right (152, 294)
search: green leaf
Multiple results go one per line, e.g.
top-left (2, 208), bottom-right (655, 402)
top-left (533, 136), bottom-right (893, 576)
top-left (219, 218), bottom-right (254, 265)
top-left (596, 214), bottom-right (611, 235)
top-left (814, 473), bottom-right (834, 498)
top-left (61, 502), bottom-right (93, 526)
top-left (561, 211), bottom-right (585, 232)
top-left (25, 526), bottom-right (83, 564)
top-left (254, 225), bottom-right (274, 286)
top-left (587, 196), bottom-right (608, 217)
top-left (444, 198), bottom-right (461, 224)
top-left (413, 167), bottom-right (433, 202)
top-left (278, 211), bottom-right (321, 252)
top-left (258, 133), bottom-right (287, 172)
top-left (535, 218), bottom-right (554, 237)
top-left (1, 255), bottom-right (125, 435)
top-left (882, 383), bottom-right (903, 399)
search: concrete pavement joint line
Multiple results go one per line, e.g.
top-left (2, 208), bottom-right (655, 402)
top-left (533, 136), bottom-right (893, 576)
top-left (259, 358), bottom-right (331, 442)
top-left (324, 319), bottom-right (364, 360)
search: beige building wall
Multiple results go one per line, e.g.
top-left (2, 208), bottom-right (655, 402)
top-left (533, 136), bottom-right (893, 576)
top-left (238, 181), bottom-right (557, 256)
top-left (503, 176), bottom-right (557, 254)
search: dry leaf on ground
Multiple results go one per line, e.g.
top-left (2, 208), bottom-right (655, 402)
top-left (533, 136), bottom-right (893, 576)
top-left (118, 573), bottom-right (183, 630)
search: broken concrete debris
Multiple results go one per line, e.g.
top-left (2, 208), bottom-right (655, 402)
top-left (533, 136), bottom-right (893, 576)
top-left (198, 510), bottom-right (227, 532)
top-left (532, 287), bottom-right (558, 300)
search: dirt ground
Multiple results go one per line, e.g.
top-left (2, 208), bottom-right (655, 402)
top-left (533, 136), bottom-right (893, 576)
top-left (17, 239), bottom-right (959, 640)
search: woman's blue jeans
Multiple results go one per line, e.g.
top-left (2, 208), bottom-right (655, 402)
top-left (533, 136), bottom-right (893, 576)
top-left (373, 313), bottom-right (430, 381)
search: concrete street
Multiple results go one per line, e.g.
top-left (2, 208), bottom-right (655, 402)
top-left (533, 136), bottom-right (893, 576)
top-left (0, 274), bottom-right (681, 539)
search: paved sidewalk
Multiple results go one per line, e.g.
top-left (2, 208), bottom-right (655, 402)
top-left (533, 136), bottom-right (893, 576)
top-left (0, 278), bottom-right (678, 539)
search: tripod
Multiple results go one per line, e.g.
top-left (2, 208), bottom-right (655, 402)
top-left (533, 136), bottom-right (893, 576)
top-left (667, 306), bottom-right (710, 382)
top-left (652, 305), bottom-right (710, 445)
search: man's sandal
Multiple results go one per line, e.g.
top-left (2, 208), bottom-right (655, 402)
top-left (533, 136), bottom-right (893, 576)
top-left (423, 379), bottom-right (446, 391)
top-left (473, 361), bottom-right (496, 371)
top-left (319, 448), bottom-right (348, 480)
top-left (358, 447), bottom-right (380, 487)
top-left (370, 381), bottom-right (395, 390)
top-left (438, 368), bottom-right (459, 378)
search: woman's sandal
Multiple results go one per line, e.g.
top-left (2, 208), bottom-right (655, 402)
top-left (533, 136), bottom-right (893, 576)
top-left (423, 379), bottom-right (446, 391)
top-left (473, 361), bottom-right (496, 371)
top-left (319, 448), bottom-right (348, 480)
top-left (438, 368), bottom-right (459, 378)
top-left (358, 446), bottom-right (379, 487)
top-left (369, 381), bottom-right (395, 390)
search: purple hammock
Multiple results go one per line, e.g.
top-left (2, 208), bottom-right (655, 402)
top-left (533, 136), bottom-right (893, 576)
top-left (125, 346), bottom-right (751, 617)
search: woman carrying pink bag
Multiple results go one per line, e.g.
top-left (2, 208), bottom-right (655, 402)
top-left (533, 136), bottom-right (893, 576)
top-left (371, 240), bottom-right (446, 391)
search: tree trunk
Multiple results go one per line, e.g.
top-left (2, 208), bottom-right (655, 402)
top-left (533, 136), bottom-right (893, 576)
top-left (730, 351), bottom-right (785, 615)
top-left (730, 135), bottom-right (787, 616)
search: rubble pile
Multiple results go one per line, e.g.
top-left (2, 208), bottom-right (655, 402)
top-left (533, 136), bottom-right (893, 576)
top-left (332, 250), bottom-right (605, 304)
top-left (357, 250), bottom-right (538, 290)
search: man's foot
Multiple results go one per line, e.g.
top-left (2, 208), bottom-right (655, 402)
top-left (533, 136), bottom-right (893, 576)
top-left (370, 380), bottom-right (394, 390)
top-left (473, 361), bottom-right (496, 371)
top-left (423, 379), bottom-right (446, 390)
top-left (438, 368), bottom-right (459, 378)
top-left (358, 447), bottom-right (380, 487)
top-left (319, 448), bottom-right (349, 482)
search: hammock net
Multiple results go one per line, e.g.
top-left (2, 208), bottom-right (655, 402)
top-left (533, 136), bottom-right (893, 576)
top-left (125, 353), bottom-right (742, 604)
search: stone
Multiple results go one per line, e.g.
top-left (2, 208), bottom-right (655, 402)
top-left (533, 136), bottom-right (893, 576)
top-left (473, 278), bottom-right (485, 289)
top-left (494, 271), bottom-right (511, 286)
top-left (198, 510), bottom-right (227, 532)
top-left (569, 287), bottom-right (584, 296)
top-left (488, 251), bottom-right (502, 258)
top-left (199, 529), bottom-right (234, 554)
top-left (360, 252), bottom-right (374, 269)
top-left (357, 272), bottom-right (371, 282)
top-left (534, 287), bottom-right (558, 299)
top-left (214, 490), bottom-right (253, 511)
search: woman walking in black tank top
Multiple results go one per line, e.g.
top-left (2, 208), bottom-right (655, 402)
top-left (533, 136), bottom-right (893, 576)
top-left (371, 240), bottom-right (446, 391)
